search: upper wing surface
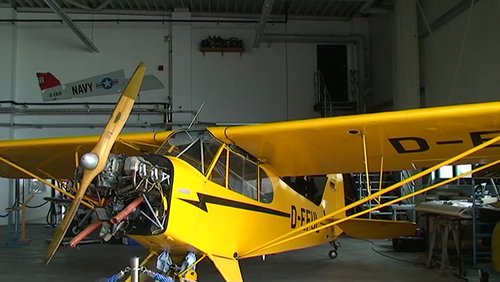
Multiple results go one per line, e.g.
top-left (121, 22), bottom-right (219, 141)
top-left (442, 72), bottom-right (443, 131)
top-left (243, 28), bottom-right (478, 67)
top-left (0, 131), bottom-right (171, 179)
top-left (209, 102), bottom-right (500, 176)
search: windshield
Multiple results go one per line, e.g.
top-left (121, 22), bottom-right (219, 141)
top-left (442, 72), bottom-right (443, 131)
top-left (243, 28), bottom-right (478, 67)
top-left (158, 130), bottom-right (222, 175)
top-left (159, 129), bottom-right (274, 203)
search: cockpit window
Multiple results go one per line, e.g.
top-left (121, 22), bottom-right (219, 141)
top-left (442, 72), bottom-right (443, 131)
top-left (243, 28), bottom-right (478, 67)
top-left (206, 147), bottom-right (274, 203)
top-left (202, 136), bottom-right (222, 175)
top-left (160, 130), bottom-right (275, 203)
top-left (259, 170), bottom-right (274, 203)
top-left (158, 130), bottom-right (222, 175)
top-left (209, 148), bottom-right (227, 186)
top-left (179, 138), bottom-right (203, 171)
top-left (228, 151), bottom-right (258, 200)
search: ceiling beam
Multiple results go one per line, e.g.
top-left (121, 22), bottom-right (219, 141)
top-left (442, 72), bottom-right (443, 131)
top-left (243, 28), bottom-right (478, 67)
top-left (65, 0), bottom-right (91, 10)
top-left (252, 0), bottom-right (274, 49)
top-left (95, 0), bottom-right (114, 10)
top-left (44, 0), bottom-right (99, 52)
top-left (419, 0), bottom-right (478, 38)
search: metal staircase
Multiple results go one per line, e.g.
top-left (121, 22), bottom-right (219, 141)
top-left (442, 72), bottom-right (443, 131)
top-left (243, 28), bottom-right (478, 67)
top-left (471, 178), bottom-right (500, 266)
top-left (313, 71), bottom-right (358, 117)
top-left (351, 171), bottom-right (416, 221)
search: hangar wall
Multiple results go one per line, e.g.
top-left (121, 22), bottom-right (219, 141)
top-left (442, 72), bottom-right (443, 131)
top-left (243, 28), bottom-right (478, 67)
top-left (419, 0), bottom-right (500, 106)
top-left (0, 8), bottom-right (369, 224)
top-left (0, 8), bottom-right (15, 227)
top-left (368, 13), bottom-right (395, 111)
top-left (177, 17), bottom-right (369, 123)
top-left (13, 15), bottom-right (171, 138)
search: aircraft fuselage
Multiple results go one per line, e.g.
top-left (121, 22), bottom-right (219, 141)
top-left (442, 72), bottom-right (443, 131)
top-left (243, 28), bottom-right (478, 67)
top-left (93, 130), bottom-right (342, 262)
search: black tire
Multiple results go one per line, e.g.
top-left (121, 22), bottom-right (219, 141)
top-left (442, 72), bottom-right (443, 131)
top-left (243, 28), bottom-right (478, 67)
top-left (328, 249), bottom-right (338, 259)
top-left (67, 220), bottom-right (80, 237)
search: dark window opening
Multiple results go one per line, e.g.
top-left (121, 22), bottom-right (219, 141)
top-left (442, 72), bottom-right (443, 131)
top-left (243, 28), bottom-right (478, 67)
top-left (282, 175), bottom-right (327, 205)
top-left (317, 45), bottom-right (348, 102)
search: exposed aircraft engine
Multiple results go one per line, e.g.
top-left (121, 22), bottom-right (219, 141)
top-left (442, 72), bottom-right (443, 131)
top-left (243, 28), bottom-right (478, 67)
top-left (96, 154), bottom-right (126, 189)
top-left (73, 153), bottom-right (174, 245)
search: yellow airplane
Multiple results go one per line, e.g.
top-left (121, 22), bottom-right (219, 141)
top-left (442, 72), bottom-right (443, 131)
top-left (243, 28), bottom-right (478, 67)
top-left (1, 62), bottom-right (500, 281)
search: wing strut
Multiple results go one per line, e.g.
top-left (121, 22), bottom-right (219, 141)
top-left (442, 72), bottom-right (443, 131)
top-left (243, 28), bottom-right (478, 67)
top-left (0, 156), bottom-right (95, 209)
top-left (240, 134), bottom-right (500, 257)
top-left (362, 132), bottom-right (372, 198)
top-left (360, 132), bottom-right (386, 206)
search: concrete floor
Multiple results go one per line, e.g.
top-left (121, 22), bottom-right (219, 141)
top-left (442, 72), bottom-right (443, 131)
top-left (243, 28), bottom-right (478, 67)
top-left (0, 224), bottom-right (498, 282)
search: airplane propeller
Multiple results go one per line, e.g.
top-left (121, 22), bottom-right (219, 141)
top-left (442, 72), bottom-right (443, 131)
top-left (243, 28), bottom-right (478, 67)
top-left (44, 62), bottom-right (146, 265)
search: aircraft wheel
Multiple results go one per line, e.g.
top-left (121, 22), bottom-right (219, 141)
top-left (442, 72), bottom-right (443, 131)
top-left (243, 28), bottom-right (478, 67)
top-left (328, 249), bottom-right (338, 259)
top-left (68, 220), bottom-right (81, 237)
top-left (71, 225), bottom-right (80, 235)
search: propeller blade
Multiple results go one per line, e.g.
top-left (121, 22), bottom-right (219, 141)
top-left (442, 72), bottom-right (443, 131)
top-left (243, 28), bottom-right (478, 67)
top-left (43, 62), bottom-right (146, 265)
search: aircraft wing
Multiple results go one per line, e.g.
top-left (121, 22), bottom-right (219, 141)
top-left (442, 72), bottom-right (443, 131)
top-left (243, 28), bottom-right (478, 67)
top-left (0, 131), bottom-right (171, 179)
top-left (209, 101), bottom-right (500, 176)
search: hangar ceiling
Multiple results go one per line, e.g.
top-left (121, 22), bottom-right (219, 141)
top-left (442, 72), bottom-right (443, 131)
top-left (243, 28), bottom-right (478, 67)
top-left (0, 0), bottom-right (391, 20)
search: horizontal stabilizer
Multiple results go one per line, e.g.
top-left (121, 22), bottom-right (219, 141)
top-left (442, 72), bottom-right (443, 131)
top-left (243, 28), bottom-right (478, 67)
top-left (208, 254), bottom-right (243, 282)
top-left (338, 218), bottom-right (416, 239)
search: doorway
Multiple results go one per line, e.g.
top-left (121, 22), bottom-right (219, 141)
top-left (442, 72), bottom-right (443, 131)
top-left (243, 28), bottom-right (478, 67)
top-left (317, 45), bottom-right (348, 102)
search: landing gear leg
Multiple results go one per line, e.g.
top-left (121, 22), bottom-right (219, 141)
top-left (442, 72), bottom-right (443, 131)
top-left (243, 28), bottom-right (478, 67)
top-left (179, 252), bottom-right (198, 282)
top-left (328, 240), bottom-right (340, 259)
top-left (155, 251), bottom-right (204, 281)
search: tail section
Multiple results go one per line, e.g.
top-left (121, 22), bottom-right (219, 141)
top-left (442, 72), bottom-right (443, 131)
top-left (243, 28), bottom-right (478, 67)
top-left (321, 174), bottom-right (347, 218)
top-left (321, 174), bottom-right (417, 239)
top-left (36, 72), bottom-right (61, 90)
top-left (320, 174), bottom-right (347, 237)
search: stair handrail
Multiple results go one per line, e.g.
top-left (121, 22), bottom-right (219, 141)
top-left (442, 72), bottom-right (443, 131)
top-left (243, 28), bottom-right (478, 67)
top-left (314, 71), bottom-right (334, 117)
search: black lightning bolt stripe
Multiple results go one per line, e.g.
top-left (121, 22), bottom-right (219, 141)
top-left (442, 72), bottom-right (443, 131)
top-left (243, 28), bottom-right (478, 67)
top-left (180, 193), bottom-right (290, 218)
top-left (436, 140), bottom-right (463, 145)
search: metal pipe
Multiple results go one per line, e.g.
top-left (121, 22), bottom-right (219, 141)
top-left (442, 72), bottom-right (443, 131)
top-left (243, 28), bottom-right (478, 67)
top-left (0, 122), bottom-right (170, 128)
top-left (69, 220), bottom-right (102, 248)
top-left (0, 100), bottom-right (167, 106)
top-left (0, 107), bottom-right (168, 115)
top-left (10, 6), bottom-right (292, 22)
top-left (130, 257), bottom-right (140, 282)
top-left (0, 17), bottom-right (286, 24)
top-left (111, 197), bottom-right (144, 224)
top-left (0, 101), bottom-right (171, 115)
top-left (0, 121), bottom-right (206, 128)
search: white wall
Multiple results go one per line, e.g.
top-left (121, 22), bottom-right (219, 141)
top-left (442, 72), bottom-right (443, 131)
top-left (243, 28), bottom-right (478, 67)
top-left (0, 9), bottom-right (369, 225)
top-left (419, 0), bottom-right (500, 106)
top-left (368, 12), bottom-right (395, 111)
top-left (191, 23), bottom-right (288, 123)
top-left (182, 19), bottom-right (370, 123)
top-left (1, 11), bottom-right (172, 224)
top-left (0, 8), bottom-right (15, 225)
top-left (13, 14), bottom-right (170, 139)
